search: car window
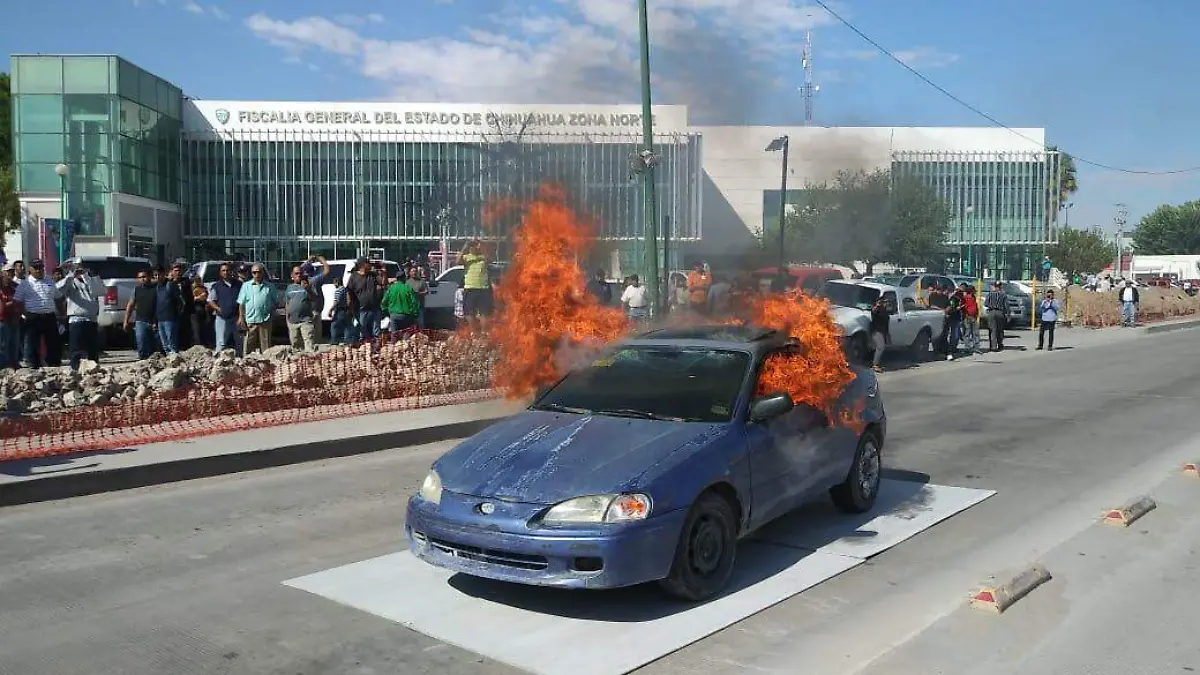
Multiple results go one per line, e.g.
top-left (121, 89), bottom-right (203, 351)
top-left (535, 346), bottom-right (751, 423)
top-left (327, 264), bottom-right (347, 281)
top-left (902, 296), bottom-right (918, 311)
top-left (898, 275), bottom-right (918, 287)
top-left (800, 276), bottom-right (823, 295)
top-left (822, 282), bottom-right (880, 309)
top-left (920, 275), bottom-right (939, 288)
top-left (882, 291), bottom-right (898, 311)
top-left (440, 269), bottom-right (465, 286)
top-left (70, 260), bottom-right (150, 279)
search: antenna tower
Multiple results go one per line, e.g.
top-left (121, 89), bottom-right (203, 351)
top-left (1114, 203), bottom-right (1129, 277)
top-left (800, 30), bottom-right (819, 125)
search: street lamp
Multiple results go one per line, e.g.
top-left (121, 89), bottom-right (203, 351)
top-left (765, 136), bottom-right (790, 287)
top-left (54, 163), bottom-right (68, 264)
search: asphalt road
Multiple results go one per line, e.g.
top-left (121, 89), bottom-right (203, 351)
top-left (2, 325), bottom-right (1200, 675)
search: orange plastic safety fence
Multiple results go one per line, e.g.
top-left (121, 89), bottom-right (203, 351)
top-left (1, 329), bottom-right (500, 461)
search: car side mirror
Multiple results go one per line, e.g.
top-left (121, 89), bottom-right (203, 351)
top-left (749, 392), bottom-right (794, 422)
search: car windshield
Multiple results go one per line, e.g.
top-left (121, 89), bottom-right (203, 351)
top-left (533, 346), bottom-right (752, 423)
top-left (822, 282), bottom-right (881, 310)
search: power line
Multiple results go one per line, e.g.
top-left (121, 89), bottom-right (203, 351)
top-left (810, 0), bottom-right (1200, 176)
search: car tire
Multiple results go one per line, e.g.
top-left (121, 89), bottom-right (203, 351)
top-left (831, 429), bottom-right (883, 514)
top-left (659, 491), bottom-right (738, 602)
top-left (909, 329), bottom-right (932, 361)
top-left (847, 333), bottom-right (870, 365)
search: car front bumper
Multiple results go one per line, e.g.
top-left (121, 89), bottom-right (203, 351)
top-left (406, 496), bottom-right (687, 589)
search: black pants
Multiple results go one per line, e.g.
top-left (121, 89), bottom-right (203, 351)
top-left (22, 313), bottom-right (62, 368)
top-left (68, 320), bottom-right (101, 370)
top-left (1038, 320), bottom-right (1056, 350)
top-left (987, 310), bottom-right (1006, 351)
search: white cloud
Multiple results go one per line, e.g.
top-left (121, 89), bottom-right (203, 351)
top-left (244, 1), bottom-right (842, 120)
top-left (893, 46), bottom-right (959, 69)
top-left (334, 13), bottom-right (385, 27)
top-left (246, 12), bottom-right (363, 57)
top-left (831, 49), bottom-right (878, 61)
top-left (211, 5), bottom-right (228, 21)
top-left (183, 1), bottom-right (203, 15)
top-left (181, 2), bottom-right (228, 20)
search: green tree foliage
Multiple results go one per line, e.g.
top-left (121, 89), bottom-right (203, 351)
top-left (1048, 227), bottom-right (1115, 277)
top-left (1133, 201), bottom-right (1200, 255)
top-left (775, 168), bottom-right (951, 274)
top-left (1045, 145), bottom-right (1078, 215)
top-left (1, 72), bottom-right (18, 233)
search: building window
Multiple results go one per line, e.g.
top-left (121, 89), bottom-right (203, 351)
top-left (15, 57), bottom-right (63, 94)
top-left (62, 57), bottom-right (113, 94)
top-left (14, 95), bottom-right (64, 134)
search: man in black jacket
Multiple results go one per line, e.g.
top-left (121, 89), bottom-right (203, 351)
top-left (869, 297), bottom-right (891, 372)
top-left (984, 281), bottom-right (1008, 351)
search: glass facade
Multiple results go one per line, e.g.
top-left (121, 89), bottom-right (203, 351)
top-left (181, 130), bottom-right (702, 277)
top-left (893, 151), bottom-right (1061, 279)
top-left (10, 55), bottom-right (182, 236)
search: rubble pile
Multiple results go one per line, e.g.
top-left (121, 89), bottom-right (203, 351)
top-left (0, 332), bottom-right (497, 416)
top-left (1064, 286), bottom-right (1200, 326)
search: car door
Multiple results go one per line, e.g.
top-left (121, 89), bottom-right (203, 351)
top-left (427, 267), bottom-right (464, 310)
top-left (745, 350), bottom-right (837, 529)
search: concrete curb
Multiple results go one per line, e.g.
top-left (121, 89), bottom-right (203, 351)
top-left (1101, 496), bottom-right (1157, 527)
top-left (0, 415), bottom-right (508, 508)
top-left (968, 564), bottom-right (1052, 614)
top-left (1142, 318), bottom-right (1200, 335)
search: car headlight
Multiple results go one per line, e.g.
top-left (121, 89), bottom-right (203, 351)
top-left (419, 470), bottom-right (442, 505)
top-left (542, 493), bottom-right (653, 525)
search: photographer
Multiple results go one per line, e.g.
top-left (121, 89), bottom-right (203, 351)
top-left (57, 264), bottom-right (105, 370)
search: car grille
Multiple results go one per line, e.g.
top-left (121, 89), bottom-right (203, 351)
top-left (413, 531), bottom-right (549, 571)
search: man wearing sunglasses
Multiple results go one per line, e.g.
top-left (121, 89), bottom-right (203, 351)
top-left (236, 264), bottom-right (279, 354)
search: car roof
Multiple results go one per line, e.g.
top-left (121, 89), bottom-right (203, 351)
top-left (622, 324), bottom-right (790, 353)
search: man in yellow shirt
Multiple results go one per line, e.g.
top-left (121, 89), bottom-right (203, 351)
top-left (686, 262), bottom-right (711, 315)
top-left (456, 239), bottom-right (491, 330)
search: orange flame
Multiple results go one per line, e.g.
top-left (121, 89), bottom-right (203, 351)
top-left (750, 290), bottom-right (864, 431)
top-left (487, 183), bottom-right (629, 398)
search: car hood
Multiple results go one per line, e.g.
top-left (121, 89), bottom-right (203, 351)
top-left (434, 410), bottom-right (720, 504)
top-left (829, 305), bottom-right (868, 326)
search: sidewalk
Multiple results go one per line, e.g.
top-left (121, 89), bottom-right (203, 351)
top-left (0, 397), bottom-right (524, 508)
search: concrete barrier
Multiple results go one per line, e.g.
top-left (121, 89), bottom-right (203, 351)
top-left (968, 564), bottom-right (1052, 614)
top-left (1102, 496), bottom-right (1157, 527)
top-left (1143, 317), bottom-right (1200, 335)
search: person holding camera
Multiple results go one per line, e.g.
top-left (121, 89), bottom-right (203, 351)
top-left (55, 264), bottom-right (105, 370)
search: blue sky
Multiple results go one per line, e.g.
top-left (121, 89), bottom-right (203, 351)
top-left (5, 0), bottom-right (1199, 232)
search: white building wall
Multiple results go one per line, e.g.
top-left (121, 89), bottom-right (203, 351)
top-left (694, 126), bottom-right (1047, 252)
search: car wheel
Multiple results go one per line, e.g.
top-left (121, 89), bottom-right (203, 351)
top-left (909, 329), bottom-right (932, 361)
top-left (659, 491), bottom-right (738, 602)
top-left (831, 429), bottom-right (882, 514)
top-left (847, 333), bottom-right (870, 365)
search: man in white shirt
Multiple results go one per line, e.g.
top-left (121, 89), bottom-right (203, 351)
top-left (13, 260), bottom-right (64, 368)
top-left (1118, 280), bottom-right (1139, 327)
top-left (620, 274), bottom-right (649, 323)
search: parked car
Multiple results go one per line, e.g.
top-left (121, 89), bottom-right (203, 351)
top-left (823, 280), bottom-right (946, 364)
top-left (423, 262), bottom-right (509, 327)
top-left (751, 266), bottom-right (845, 295)
top-left (60, 256), bottom-right (152, 347)
top-left (406, 324), bottom-right (886, 601)
top-left (316, 258), bottom-right (403, 323)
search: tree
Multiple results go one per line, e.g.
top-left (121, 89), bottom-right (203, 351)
top-left (1133, 201), bottom-right (1200, 255)
top-left (1046, 144), bottom-right (1078, 215)
top-left (780, 168), bottom-right (950, 275)
top-left (1048, 227), bottom-right (1115, 277)
top-left (0, 72), bottom-right (17, 233)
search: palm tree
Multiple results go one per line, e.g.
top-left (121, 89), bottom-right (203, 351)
top-left (1046, 144), bottom-right (1078, 215)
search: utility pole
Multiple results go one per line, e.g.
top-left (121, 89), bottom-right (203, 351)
top-left (1114, 203), bottom-right (1128, 278)
top-left (637, 0), bottom-right (660, 316)
top-left (800, 30), bottom-right (819, 125)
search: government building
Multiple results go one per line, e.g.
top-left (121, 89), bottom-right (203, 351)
top-left (7, 54), bottom-right (1062, 280)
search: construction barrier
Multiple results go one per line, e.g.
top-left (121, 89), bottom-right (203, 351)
top-left (0, 329), bottom-right (500, 461)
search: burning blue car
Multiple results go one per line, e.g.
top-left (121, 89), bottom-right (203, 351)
top-left (406, 324), bottom-right (886, 601)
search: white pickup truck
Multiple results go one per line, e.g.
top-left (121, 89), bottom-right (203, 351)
top-left (822, 280), bottom-right (946, 364)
